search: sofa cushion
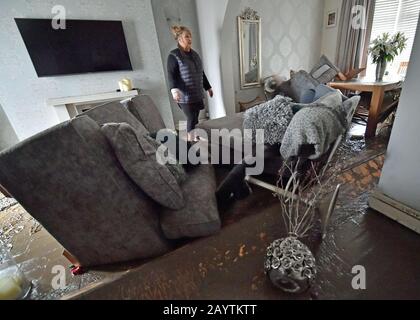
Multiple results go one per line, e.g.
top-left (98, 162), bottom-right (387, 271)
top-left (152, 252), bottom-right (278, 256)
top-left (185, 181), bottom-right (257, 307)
top-left (160, 164), bottom-right (221, 239)
top-left (197, 113), bottom-right (244, 136)
top-left (196, 113), bottom-right (246, 161)
top-left (150, 130), bottom-right (201, 172)
top-left (314, 84), bottom-right (336, 101)
top-left (280, 91), bottom-right (347, 160)
top-left (299, 85), bottom-right (337, 104)
top-left (82, 100), bottom-right (149, 134)
top-left (289, 70), bottom-right (320, 102)
top-left (300, 88), bottom-right (316, 104)
top-left (101, 122), bottom-right (185, 210)
top-left (314, 84), bottom-right (348, 102)
top-left (125, 95), bottom-right (166, 133)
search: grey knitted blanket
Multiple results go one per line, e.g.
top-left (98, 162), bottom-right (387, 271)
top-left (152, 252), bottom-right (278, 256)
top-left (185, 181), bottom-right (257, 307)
top-left (280, 92), bottom-right (347, 160)
top-left (243, 95), bottom-right (295, 145)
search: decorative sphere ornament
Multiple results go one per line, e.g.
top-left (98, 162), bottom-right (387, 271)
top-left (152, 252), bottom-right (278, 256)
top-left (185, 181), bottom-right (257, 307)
top-left (265, 237), bottom-right (316, 294)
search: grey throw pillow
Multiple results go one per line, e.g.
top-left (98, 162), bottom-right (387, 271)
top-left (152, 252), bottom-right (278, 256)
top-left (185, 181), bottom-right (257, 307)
top-left (291, 87), bottom-right (342, 114)
top-left (314, 84), bottom-right (349, 102)
top-left (101, 122), bottom-right (185, 210)
top-left (315, 92), bottom-right (360, 127)
top-left (280, 91), bottom-right (348, 160)
top-left (124, 95), bottom-right (166, 133)
top-left (315, 91), bottom-right (343, 109)
top-left (342, 96), bottom-right (361, 124)
top-left (299, 88), bottom-right (316, 104)
top-left (315, 91), bottom-right (350, 129)
top-left (144, 134), bottom-right (187, 185)
top-left (289, 70), bottom-right (320, 103)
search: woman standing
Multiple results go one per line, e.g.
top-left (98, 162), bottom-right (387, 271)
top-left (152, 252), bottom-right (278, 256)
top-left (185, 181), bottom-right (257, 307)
top-left (167, 25), bottom-right (213, 141)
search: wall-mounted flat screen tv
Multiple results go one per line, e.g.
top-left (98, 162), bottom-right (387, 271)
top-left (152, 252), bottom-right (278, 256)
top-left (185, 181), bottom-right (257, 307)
top-left (15, 18), bottom-right (133, 77)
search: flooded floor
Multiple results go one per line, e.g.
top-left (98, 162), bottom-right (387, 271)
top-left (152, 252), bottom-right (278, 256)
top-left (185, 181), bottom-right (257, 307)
top-left (0, 192), bottom-right (123, 299)
top-left (2, 122), bottom-right (417, 300)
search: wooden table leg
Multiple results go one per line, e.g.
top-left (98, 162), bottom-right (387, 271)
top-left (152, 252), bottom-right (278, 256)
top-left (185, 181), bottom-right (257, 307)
top-left (366, 87), bottom-right (385, 139)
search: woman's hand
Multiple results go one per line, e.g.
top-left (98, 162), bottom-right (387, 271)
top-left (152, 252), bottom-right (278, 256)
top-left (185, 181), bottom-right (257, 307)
top-left (171, 89), bottom-right (182, 102)
top-left (207, 88), bottom-right (214, 98)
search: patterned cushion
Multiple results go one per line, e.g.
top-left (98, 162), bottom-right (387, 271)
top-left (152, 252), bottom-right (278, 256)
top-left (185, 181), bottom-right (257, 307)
top-left (310, 55), bottom-right (341, 84)
top-left (101, 123), bottom-right (185, 210)
top-left (243, 95), bottom-right (295, 145)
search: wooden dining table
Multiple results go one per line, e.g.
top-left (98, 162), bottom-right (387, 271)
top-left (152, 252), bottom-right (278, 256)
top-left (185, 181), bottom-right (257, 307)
top-left (329, 77), bottom-right (403, 138)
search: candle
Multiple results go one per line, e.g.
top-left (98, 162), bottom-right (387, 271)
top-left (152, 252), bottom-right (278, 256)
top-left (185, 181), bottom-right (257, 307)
top-left (0, 275), bottom-right (23, 300)
top-left (118, 78), bottom-right (133, 92)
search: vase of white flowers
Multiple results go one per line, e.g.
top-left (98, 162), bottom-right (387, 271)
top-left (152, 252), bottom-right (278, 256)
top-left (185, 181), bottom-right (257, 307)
top-left (375, 60), bottom-right (387, 82)
top-left (369, 32), bottom-right (407, 81)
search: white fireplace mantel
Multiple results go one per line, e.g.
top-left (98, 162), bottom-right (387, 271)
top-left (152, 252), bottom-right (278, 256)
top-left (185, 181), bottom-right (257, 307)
top-left (47, 90), bottom-right (139, 123)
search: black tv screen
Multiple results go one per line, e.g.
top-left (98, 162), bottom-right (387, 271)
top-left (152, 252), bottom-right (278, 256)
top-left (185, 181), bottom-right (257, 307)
top-left (15, 18), bottom-right (133, 77)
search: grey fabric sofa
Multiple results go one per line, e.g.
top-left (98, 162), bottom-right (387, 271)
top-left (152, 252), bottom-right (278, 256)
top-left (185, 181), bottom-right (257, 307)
top-left (0, 95), bottom-right (220, 267)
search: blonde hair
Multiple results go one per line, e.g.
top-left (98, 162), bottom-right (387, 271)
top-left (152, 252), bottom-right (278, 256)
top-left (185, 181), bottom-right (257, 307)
top-left (171, 25), bottom-right (191, 41)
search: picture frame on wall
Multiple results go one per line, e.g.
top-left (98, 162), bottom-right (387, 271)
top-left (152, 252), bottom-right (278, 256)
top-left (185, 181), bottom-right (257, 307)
top-left (327, 10), bottom-right (337, 28)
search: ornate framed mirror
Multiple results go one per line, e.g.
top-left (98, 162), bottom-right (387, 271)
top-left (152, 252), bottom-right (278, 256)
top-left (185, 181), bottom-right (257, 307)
top-left (238, 8), bottom-right (262, 89)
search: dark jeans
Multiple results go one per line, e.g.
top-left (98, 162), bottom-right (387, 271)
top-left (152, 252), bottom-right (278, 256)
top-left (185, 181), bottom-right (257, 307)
top-left (178, 102), bottom-right (204, 132)
top-left (215, 145), bottom-right (285, 205)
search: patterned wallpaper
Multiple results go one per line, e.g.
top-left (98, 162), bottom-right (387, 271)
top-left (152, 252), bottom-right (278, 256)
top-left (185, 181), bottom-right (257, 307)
top-left (0, 0), bottom-right (325, 137)
top-left (230, 0), bottom-right (324, 108)
top-left (0, 0), bottom-right (174, 140)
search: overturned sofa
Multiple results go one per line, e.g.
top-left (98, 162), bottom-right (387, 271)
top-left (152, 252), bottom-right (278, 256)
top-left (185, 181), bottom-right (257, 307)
top-left (0, 95), bottom-right (221, 267)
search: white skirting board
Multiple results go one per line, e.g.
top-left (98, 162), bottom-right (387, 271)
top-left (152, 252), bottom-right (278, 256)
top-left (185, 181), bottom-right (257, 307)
top-left (369, 189), bottom-right (420, 235)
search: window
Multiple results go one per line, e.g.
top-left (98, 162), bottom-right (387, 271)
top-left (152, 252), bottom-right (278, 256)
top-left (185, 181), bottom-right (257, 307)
top-left (366, 0), bottom-right (420, 78)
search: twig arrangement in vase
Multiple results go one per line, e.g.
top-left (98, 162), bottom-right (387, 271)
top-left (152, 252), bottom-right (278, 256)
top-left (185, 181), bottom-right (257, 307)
top-left (264, 158), bottom-right (342, 294)
top-left (369, 32), bottom-right (407, 81)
